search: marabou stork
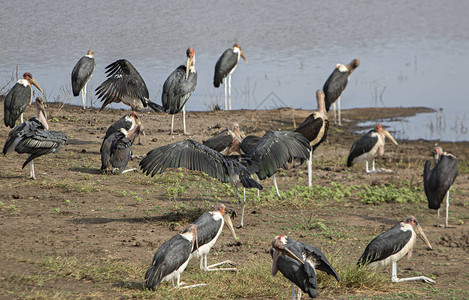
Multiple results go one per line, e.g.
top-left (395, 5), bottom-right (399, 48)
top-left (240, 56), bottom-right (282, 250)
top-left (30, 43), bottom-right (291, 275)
top-left (2, 97), bottom-right (67, 180)
top-left (203, 123), bottom-right (245, 155)
top-left (145, 224), bottom-right (204, 289)
top-left (186, 203), bottom-right (238, 271)
top-left (71, 49), bottom-right (95, 109)
top-left (95, 59), bottom-right (162, 112)
top-left (295, 90), bottom-right (329, 186)
top-left (161, 47), bottom-right (197, 135)
top-left (270, 235), bottom-right (340, 299)
top-left (100, 124), bottom-right (143, 174)
top-left (213, 43), bottom-right (248, 110)
top-left (347, 123), bottom-right (398, 173)
top-left (139, 139), bottom-right (263, 227)
top-left (357, 216), bottom-right (435, 284)
top-left (323, 59), bottom-right (360, 126)
top-left (424, 146), bottom-right (458, 227)
top-left (102, 112), bottom-right (141, 143)
top-left (4, 72), bottom-right (43, 128)
top-left (238, 131), bottom-right (311, 204)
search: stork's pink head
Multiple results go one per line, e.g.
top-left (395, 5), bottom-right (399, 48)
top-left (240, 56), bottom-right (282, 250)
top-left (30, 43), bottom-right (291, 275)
top-left (87, 49), bottom-right (94, 57)
top-left (186, 47), bottom-right (195, 58)
top-left (376, 123), bottom-right (383, 132)
top-left (23, 72), bottom-right (33, 80)
top-left (405, 215), bottom-right (418, 227)
top-left (215, 203), bottom-right (227, 215)
top-left (432, 146), bottom-right (443, 160)
top-left (233, 43), bottom-right (241, 50)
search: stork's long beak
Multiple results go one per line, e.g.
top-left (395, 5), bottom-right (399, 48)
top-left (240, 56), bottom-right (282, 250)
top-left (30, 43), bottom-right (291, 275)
top-left (383, 129), bottom-right (398, 146)
top-left (240, 50), bottom-right (248, 64)
top-left (194, 232), bottom-right (199, 251)
top-left (272, 239), bottom-right (304, 264)
top-left (223, 214), bottom-right (238, 241)
top-left (185, 56), bottom-right (192, 80)
top-left (30, 78), bottom-right (43, 94)
top-left (415, 224), bottom-right (432, 250)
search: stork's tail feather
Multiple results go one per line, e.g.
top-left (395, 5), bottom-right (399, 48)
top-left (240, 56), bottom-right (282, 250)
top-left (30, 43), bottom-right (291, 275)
top-left (144, 265), bottom-right (160, 290)
top-left (240, 173), bottom-right (263, 190)
top-left (147, 100), bottom-right (165, 113)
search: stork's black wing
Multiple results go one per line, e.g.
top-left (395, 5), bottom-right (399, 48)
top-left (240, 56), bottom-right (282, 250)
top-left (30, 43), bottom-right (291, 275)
top-left (185, 212), bottom-right (222, 252)
top-left (244, 131), bottom-right (311, 180)
top-left (357, 223), bottom-right (412, 265)
top-left (162, 65), bottom-right (197, 114)
top-left (424, 155), bottom-right (458, 210)
top-left (239, 135), bottom-right (260, 154)
top-left (323, 69), bottom-right (349, 111)
top-left (71, 56), bottom-right (95, 96)
top-left (203, 129), bottom-right (235, 153)
top-left (4, 82), bottom-right (32, 128)
top-left (295, 113), bottom-right (329, 151)
top-left (347, 130), bottom-right (378, 167)
top-left (213, 48), bottom-right (238, 87)
top-left (302, 242), bottom-right (340, 282)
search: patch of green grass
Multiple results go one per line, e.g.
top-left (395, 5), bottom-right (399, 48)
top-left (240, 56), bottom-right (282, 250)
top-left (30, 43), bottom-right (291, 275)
top-left (357, 184), bottom-right (425, 204)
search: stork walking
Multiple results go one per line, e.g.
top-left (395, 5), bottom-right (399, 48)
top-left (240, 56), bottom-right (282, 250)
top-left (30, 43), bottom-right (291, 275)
top-left (357, 216), bottom-right (435, 284)
top-left (213, 44), bottom-right (248, 110)
top-left (4, 72), bottom-right (43, 127)
top-left (270, 235), bottom-right (340, 299)
top-left (347, 123), bottom-right (398, 173)
top-left (295, 90), bottom-right (329, 186)
top-left (323, 59), bottom-right (360, 125)
top-left (71, 49), bottom-right (95, 109)
top-left (186, 203), bottom-right (238, 271)
top-left (424, 146), bottom-right (458, 227)
top-left (3, 97), bottom-right (67, 180)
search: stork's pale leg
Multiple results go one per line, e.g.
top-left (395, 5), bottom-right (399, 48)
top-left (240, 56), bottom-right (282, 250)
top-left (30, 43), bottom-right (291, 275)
top-left (445, 190), bottom-right (450, 228)
top-left (170, 115), bottom-right (175, 135)
top-left (204, 254), bottom-right (237, 271)
top-left (338, 96), bottom-right (342, 126)
top-left (228, 75), bottom-right (232, 110)
top-left (365, 160), bottom-right (371, 173)
top-left (308, 151), bottom-right (313, 187)
top-left (29, 160), bottom-right (36, 180)
top-left (239, 187), bottom-right (246, 228)
top-left (332, 102), bottom-right (337, 124)
top-left (372, 159), bottom-right (376, 172)
top-left (20, 113), bottom-right (24, 124)
top-left (436, 209), bottom-right (440, 227)
top-left (296, 288), bottom-right (302, 300)
top-left (182, 105), bottom-right (187, 135)
top-left (256, 175), bottom-right (260, 198)
top-left (224, 81), bottom-right (228, 110)
top-left (82, 82), bottom-right (87, 109)
top-left (391, 261), bottom-right (436, 284)
top-left (272, 174), bottom-right (281, 200)
top-left (121, 168), bottom-right (137, 174)
top-left (291, 282), bottom-right (295, 300)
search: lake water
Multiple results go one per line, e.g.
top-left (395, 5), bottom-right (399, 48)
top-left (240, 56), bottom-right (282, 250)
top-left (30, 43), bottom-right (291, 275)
top-left (1, 1), bottom-right (468, 141)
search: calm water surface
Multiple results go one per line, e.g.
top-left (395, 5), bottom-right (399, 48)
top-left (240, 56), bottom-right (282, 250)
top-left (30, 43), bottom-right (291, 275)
top-left (1, 1), bottom-right (468, 141)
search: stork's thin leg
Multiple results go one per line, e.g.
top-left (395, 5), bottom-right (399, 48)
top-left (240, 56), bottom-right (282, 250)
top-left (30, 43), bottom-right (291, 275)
top-left (391, 261), bottom-right (436, 284)
top-left (170, 115), bottom-right (175, 135)
top-left (332, 102), bottom-right (337, 124)
top-left (21, 113), bottom-right (24, 124)
top-left (238, 187), bottom-right (246, 228)
top-left (307, 150), bottom-right (313, 187)
top-left (291, 282), bottom-right (295, 300)
top-left (372, 159), bottom-right (376, 172)
top-left (82, 82), bottom-right (87, 109)
top-left (338, 96), bottom-right (342, 126)
top-left (296, 287), bottom-right (302, 300)
top-left (121, 168), bottom-right (137, 174)
top-left (436, 209), bottom-right (440, 227)
top-left (445, 190), bottom-right (451, 228)
top-left (228, 75), bottom-right (232, 110)
top-left (203, 254), bottom-right (237, 271)
top-left (29, 160), bottom-right (36, 180)
top-left (182, 105), bottom-right (188, 135)
top-left (256, 175), bottom-right (260, 198)
top-left (365, 160), bottom-right (370, 173)
top-left (272, 174), bottom-right (280, 200)
top-left (224, 81), bottom-right (228, 110)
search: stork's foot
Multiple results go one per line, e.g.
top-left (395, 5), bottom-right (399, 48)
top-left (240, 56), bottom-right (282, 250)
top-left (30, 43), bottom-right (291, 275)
top-left (205, 260), bottom-right (238, 272)
top-left (230, 208), bottom-right (237, 219)
top-left (180, 283), bottom-right (207, 289)
top-left (378, 168), bottom-right (394, 173)
top-left (131, 155), bottom-right (144, 160)
top-left (422, 277), bottom-right (437, 284)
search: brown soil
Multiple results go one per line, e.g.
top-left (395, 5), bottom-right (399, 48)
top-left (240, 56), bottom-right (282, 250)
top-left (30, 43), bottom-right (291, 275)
top-left (0, 103), bottom-right (468, 299)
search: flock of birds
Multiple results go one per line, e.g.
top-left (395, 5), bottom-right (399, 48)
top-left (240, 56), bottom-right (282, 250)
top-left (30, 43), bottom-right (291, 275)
top-left (1, 43), bottom-right (460, 298)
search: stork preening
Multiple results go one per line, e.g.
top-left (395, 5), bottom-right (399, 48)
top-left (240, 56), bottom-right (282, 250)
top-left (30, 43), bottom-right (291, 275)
top-left (100, 124), bottom-right (143, 174)
top-left (139, 139), bottom-right (263, 227)
top-left (95, 59), bottom-right (162, 112)
top-left (4, 72), bottom-right (43, 128)
top-left (145, 224), bottom-right (204, 289)
top-left (347, 123), bottom-right (398, 173)
top-left (102, 112), bottom-right (141, 143)
top-left (186, 203), bottom-right (238, 271)
top-left (270, 235), bottom-right (340, 299)
top-left (203, 123), bottom-right (245, 155)
top-left (71, 49), bottom-right (95, 109)
top-left (424, 146), bottom-right (458, 227)
top-left (2, 97), bottom-right (67, 180)
top-left (295, 90), bottom-right (329, 186)
top-left (214, 43), bottom-right (248, 110)
top-left (323, 59), bottom-right (360, 125)
top-left (357, 216), bottom-right (435, 284)
top-left (161, 47), bottom-right (197, 135)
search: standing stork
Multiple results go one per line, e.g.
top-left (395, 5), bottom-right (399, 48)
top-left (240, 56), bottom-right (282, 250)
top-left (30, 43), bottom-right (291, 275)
top-left (295, 90), bottom-right (329, 186)
top-left (95, 59), bottom-right (162, 112)
top-left (102, 112), bottom-right (141, 143)
top-left (323, 59), bottom-right (360, 126)
top-left (203, 123), bottom-right (245, 155)
top-left (161, 47), bottom-right (197, 135)
top-left (139, 139), bottom-right (263, 226)
top-left (71, 49), bottom-right (95, 109)
top-left (347, 123), bottom-right (398, 173)
top-left (213, 43), bottom-right (248, 110)
top-left (186, 203), bottom-right (238, 271)
top-left (145, 224), bottom-right (204, 289)
top-left (270, 235), bottom-right (340, 299)
top-left (100, 124), bottom-right (143, 174)
top-left (424, 146), bottom-right (458, 227)
top-left (4, 72), bottom-right (43, 128)
top-left (3, 97), bottom-right (67, 180)
top-left (357, 216), bottom-right (435, 284)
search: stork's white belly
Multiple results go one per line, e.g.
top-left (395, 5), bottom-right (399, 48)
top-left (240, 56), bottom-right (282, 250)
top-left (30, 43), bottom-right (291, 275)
top-left (121, 95), bottom-right (144, 109)
top-left (162, 257), bottom-right (190, 283)
top-left (352, 134), bottom-right (385, 165)
top-left (369, 229), bottom-right (416, 268)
